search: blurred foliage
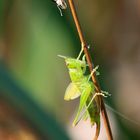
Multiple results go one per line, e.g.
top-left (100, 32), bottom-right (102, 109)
top-left (0, 0), bottom-right (140, 140)
top-left (0, 62), bottom-right (70, 140)
top-left (4, 0), bottom-right (79, 121)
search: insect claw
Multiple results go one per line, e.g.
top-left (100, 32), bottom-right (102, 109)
top-left (101, 94), bottom-right (108, 98)
top-left (101, 90), bottom-right (111, 97)
top-left (94, 65), bottom-right (99, 70)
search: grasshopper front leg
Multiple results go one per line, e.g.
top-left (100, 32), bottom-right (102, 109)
top-left (88, 66), bottom-right (99, 81)
top-left (77, 43), bottom-right (84, 60)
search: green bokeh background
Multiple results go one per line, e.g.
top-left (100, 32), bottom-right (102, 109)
top-left (0, 0), bottom-right (140, 139)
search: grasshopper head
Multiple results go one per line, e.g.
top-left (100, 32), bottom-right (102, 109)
top-left (58, 55), bottom-right (86, 69)
top-left (65, 58), bottom-right (86, 70)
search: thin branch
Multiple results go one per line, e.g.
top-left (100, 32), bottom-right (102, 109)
top-left (67, 0), bottom-right (113, 140)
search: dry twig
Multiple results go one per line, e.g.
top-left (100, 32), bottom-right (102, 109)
top-left (67, 0), bottom-right (113, 139)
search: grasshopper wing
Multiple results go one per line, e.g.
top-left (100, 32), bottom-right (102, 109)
top-left (64, 83), bottom-right (81, 100)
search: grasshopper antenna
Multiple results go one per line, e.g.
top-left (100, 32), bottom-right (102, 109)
top-left (58, 55), bottom-right (67, 59)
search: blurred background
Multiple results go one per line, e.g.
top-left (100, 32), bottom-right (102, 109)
top-left (0, 0), bottom-right (140, 139)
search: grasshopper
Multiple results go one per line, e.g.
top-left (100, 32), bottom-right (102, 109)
top-left (58, 46), bottom-right (109, 133)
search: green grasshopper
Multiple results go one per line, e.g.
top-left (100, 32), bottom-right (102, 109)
top-left (58, 47), bottom-right (109, 132)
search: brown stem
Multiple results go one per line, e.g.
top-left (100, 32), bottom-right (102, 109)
top-left (67, 0), bottom-right (113, 140)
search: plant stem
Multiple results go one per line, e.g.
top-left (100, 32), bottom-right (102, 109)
top-left (67, 0), bottom-right (113, 140)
